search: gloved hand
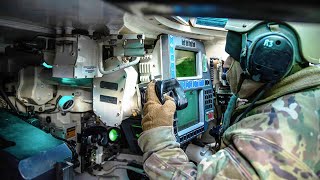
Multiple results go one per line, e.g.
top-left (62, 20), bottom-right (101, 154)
top-left (142, 82), bottom-right (176, 131)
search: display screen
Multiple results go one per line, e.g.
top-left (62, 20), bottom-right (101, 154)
top-left (177, 90), bottom-right (199, 131)
top-left (175, 49), bottom-right (197, 77)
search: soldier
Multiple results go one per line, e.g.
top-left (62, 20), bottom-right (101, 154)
top-left (139, 20), bottom-right (320, 179)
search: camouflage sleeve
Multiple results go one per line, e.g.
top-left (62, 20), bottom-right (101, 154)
top-left (221, 89), bottom-right (320, 179)
top-left (138, 90), bottom-right (320, 179)
top-left (138, 126), bottom-right (197, 179)
top-left (138, 126), bottom-right (255, 179)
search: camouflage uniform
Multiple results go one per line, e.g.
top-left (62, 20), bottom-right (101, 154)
top-left (138, 66), bottom-right (320, 179)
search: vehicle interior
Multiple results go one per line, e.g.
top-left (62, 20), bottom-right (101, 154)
top-left (0, 0), bottom-right (319, 179)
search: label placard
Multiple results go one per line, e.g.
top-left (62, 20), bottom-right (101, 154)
top-left (66, 127), bottom-right (76, 139)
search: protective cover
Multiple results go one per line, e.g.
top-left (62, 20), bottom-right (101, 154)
top-left (288, 22), bottom-right (320, 64)
top-left (0, 110), bottom-right (72, 179)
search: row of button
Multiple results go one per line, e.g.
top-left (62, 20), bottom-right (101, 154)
top-left (205, 94), bottom-right (213, 99)
top-left (205, 99), bottom-right (213, 104)
top-left (169, 36), bottom-right (176, 78)
top-left (204, 89), bottom-right (213, 94)
top-left (178, 127), bottom-right (205, 143)
top-left (179, 79), bottom-right (211, 90)
top-left (204, 89), bottom-right (214, 110)
top-left (205, 104), bottom-right (213, 109)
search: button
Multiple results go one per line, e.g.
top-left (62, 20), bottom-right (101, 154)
top-left (199, 80), bottom-right (205, 87)
top-left (186, 81), bottom-right (192, 88)
top-left (170, 55), bottom-right (175, 62)
top-left (179, 81), bottom-right (185, 89)
top-left (208, 111), bottom-right (214, 119)
top-left (193, 80), bottom-right (199, 87)
top-left (170, 47), bottom-right (174, 54)
top-left (205, 80), bottom-right (210, 85)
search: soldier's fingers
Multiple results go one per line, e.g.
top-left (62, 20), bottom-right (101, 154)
top-left (164, 94), bottom-right (174, 102)
top-left (163, 97), bottom-right (176, 113)
top-left (146, 82), bottom-right (161, 104)
top-left (143, 101), bottom-right (160, 115)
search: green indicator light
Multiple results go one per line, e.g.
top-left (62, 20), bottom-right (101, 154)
top-left (109, 129), bottom-right (119, 142)
top-left (42, 62), bottom-right (53, 69)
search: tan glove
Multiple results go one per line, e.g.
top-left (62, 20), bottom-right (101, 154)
top-left (141, 82), bottom-right (176, 131)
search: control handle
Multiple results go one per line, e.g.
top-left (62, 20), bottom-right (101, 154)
top-left (155, 79), bottom-right (188, 110)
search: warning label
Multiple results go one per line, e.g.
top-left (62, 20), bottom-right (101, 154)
top-left (66, 126), bottom-right (76, 139)
top-left (82, 66), bottom-right (96, 75)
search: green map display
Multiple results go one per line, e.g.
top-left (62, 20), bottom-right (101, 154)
top-left (175, 49), bottom-right (197, 77)
top-left (177, 90), bottom-right (199, 131)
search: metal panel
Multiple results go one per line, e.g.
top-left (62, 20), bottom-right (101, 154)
top-left (17, 66), bottom-right (54, 105)
top-left (0, 0), bottom-right (124, 32)
top-left (93, 67), bottom-right (139, 127)
top-left (0, 0), bottom-right (125, 45)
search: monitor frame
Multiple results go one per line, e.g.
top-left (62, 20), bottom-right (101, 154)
top-left (160, 35), bottom-right (204, 80)
top-left (159, 34), bottom-right (210, 144)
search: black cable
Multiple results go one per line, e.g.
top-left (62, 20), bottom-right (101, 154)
top-left (51, 133), bottom-right (79, 167)
top-left (0, 84), bottom-right (19, 114)
top-left (213, 102), bottom-right (220, 120)
top-left (235, 82), bottom-right (274, 123)
top-left (43, 95), bottom-right (62, 113)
